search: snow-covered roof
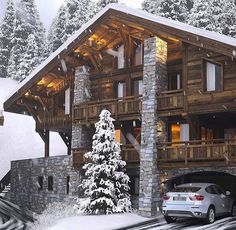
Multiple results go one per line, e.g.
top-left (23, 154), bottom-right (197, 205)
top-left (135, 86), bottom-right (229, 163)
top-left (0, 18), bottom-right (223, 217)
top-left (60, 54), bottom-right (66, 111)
top-left (5, 3), bottom-right (236, 106)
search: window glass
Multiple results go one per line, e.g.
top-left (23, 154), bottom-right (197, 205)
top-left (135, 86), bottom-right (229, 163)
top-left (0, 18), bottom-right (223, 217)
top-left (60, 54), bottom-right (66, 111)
top-left (117, 82), bottom-right (126, 98)
top-left (171, 187), bottom-right (201, 193)
top-left (205, 61), bottom-right (222, 91)
top-left (48, 176), bottom-right (53, 191)
top-left (66, 176), bottom-right (70, 195)
top-left (37, 176), bottom-right (43, 192)
top-left (206, 185), bottom-right (218, 194)
top-left (117, 44), bottom-right (124, 69)
top-left (214, 185), bottom-right (225, 195)
top-left (171, 123), bottom-right (189, 144)
top-left (133, 79), bottom-right (143, 96)
top-left (168, 73), bottom-right (182, 90)
top-left (134, 44), bottom-right (142, 66)
top-left (65, 88), bottom-right (70, 115)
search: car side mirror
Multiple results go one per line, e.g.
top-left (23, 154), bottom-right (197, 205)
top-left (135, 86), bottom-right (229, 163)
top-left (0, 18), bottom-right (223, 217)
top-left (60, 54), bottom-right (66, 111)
top-left (226, 191), bottom-right (231, 196)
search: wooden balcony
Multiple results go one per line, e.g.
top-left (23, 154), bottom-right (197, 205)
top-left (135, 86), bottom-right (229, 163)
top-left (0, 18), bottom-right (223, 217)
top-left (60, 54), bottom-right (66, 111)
top-left (157, 139), bottom-right (236, 168)
top-left (157, 89), bottom-right (184, 116)
top-left (72, 144), bottom-right (139, 168)
top-left (36, 114), bottom-right (72, 132)
top-left (73, 96), bottom-right (141, 123)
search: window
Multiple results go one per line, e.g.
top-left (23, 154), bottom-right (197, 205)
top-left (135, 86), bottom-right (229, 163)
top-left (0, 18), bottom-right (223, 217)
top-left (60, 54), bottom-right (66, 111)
top-left (115, 129), bottom-right (125, 144)
top-left (204, 60), bottom-right (222, 91)
top-left (66, 176), bottom-right (70, 195)
top-left (129, 176), bottom-right (140, 195)
top-left (134, 43), bottom-right (142, 66)
top-left (168, 73), bottom-right (182, 90)
top-left (37, 176), bottom-right (43, 192)
top-left (48, 176), bottom-right (53, 191)
top-left (117, 82), bottom-right (126, 98)
top-left (171, 123), bottom-right (189, 143)
top-left (117, 44), bottom-right (124, 69)
top-left (133, 79), bottom-right (143, 96)
top-left (65, 88), bottom-right (70, 115)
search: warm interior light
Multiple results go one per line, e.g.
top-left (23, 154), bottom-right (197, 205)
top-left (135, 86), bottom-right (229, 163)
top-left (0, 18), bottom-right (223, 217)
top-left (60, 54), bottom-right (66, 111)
top-left (47, 82), bottom-right (54, 88)
top-left (25, 92), bottom-right (29, 96)
top-left (37, 78), bottom-right (45, 85)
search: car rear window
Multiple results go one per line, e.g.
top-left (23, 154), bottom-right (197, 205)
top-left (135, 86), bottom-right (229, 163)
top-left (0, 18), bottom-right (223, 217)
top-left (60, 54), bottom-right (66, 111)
top-left (171, 187), bottom-right (201, 193)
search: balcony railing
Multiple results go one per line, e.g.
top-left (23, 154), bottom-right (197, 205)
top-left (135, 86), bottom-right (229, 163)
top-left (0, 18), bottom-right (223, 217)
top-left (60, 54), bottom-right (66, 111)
top-left (157, 89), bottom-right (184, 112)
top-left (36, 114), bottom-right (72, 130)
top-left (157, 139), bottom-right (236, 167)
top-left (73, 96), bottom-right (141, 122)
top-left (72, 144), bottom-right (139, 168)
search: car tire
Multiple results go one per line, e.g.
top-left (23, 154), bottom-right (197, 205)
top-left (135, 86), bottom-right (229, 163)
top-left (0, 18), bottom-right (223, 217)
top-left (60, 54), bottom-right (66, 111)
top-left (205, 206), bottom-right (215, 224)
top-left (231, 203), bottom-right (236, 217)
top-left (164, 215), bottom-right (177, 223)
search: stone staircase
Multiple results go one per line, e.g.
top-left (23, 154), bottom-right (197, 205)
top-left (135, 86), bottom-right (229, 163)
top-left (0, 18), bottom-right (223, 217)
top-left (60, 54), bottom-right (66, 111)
top-left (0, 184), bottom-right (11, 199)
top-left (0, 171), bottom-right (11, 199)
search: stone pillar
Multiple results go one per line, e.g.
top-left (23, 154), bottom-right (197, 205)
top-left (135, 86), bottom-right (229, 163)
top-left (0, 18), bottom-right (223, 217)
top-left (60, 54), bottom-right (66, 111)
top-left (71, 66), bottom-right (91, 149)
top-left (139, 37), bottom-right (167, 217)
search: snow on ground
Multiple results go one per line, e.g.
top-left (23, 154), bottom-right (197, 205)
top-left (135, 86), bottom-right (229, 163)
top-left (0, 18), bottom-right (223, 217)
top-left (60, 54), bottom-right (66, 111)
top-left (46, 213), bottom-right (149, 230)
top-left (0, 78), bottom-right (67, 179)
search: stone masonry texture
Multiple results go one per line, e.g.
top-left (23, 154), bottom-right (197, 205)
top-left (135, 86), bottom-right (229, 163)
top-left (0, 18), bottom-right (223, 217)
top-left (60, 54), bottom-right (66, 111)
top-left (139, 37), bottom-right (167, 217)
top-left (10, 156), bottom-right (80, 213)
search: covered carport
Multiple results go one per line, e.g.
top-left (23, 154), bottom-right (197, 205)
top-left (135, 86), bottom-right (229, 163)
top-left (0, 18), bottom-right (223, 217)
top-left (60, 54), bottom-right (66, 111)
top-left (165, 171), bottom-right (236, 198)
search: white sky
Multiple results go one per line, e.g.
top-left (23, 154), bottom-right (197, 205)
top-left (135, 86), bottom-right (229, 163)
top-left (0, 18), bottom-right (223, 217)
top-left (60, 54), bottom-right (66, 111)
top-left (0, 0), bottom-right (143, 31)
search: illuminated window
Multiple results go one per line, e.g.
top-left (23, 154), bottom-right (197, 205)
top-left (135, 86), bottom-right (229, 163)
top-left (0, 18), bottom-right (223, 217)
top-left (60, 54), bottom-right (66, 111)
top-left (171, 123), bottom-right (189, 143)
top-left (115, 129), bottom-right (125, 144)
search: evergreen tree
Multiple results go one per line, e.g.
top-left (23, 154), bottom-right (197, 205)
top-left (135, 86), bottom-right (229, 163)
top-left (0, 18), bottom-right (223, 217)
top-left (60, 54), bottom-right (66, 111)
top-left (97, 0), bottom-right (118, 11)
top-left (63, 0), bottom-right (96, 42)
top-left (81, 110), bottom-right (131, 214)
top-left (0, 0), bottom-right (15, 78)
top-left (47, 5), bottom-right (67, 54)
top-left (142, 0), bottom-right (188, 23)
top-left (188, 0), bottom-right (212, 30)
top-left (142, 0), bottom-right (160, 15)
top-left (7, 0), bottom-right (45, 81)
top-left (220, 0), bottom-right (236, 37)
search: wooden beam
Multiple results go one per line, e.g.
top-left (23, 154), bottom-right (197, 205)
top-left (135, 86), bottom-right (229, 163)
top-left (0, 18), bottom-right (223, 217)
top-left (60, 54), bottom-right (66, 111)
top-left (59, 132), bottom-right (71, 155)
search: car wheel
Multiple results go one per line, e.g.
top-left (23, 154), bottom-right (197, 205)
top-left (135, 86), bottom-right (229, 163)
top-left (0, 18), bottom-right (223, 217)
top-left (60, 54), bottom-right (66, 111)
top-left (231, 203), bottom-right (236, 217)
top-left (164, 215), bottom-right (177, 223)
top-left (206, 206), bottom-right (215, 224)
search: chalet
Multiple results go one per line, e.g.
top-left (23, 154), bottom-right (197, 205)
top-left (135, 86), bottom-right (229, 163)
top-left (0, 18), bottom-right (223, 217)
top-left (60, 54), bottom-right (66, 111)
top-left (3, 4), bottom-right (236, 216)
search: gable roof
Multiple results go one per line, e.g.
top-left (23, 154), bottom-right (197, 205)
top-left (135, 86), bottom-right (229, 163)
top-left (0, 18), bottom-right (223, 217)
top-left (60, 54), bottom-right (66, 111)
top-left (4, 3), bottom-right (236, 111)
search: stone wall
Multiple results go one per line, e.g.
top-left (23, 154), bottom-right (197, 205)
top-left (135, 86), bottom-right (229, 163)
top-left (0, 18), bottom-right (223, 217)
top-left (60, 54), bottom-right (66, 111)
top-left (139, 36), bottom-right (167, 217)
top-left (10, 156), bottom-right (80, 213)
top-left (72, 66), bottom-right (92, 149)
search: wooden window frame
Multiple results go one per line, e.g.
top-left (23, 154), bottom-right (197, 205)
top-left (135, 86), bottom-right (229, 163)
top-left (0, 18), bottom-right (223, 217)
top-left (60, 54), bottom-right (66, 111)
top-left (202, 58), bottom-right (223, 92)
top-left (132, 78), bottom-right (143, 97)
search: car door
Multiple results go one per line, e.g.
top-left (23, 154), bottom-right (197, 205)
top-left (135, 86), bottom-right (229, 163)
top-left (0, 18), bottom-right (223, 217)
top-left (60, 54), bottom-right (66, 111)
top-left (212, 185), bottom-right (228, 214)
top-left (214, 185), bottom-right (231, 213)
top-left (205, 185), bottom-right (222, 215)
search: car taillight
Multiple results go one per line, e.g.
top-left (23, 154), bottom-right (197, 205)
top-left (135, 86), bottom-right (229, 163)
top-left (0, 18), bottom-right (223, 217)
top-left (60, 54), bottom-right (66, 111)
top-left (189, 194), bottom-right (204, 201)
top-left (163, 194), bottom-right (170, 200)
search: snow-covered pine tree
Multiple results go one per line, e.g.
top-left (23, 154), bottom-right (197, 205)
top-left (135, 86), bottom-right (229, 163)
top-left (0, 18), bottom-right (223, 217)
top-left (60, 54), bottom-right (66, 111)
top-left (188, 0), bottom-right (213, 30)
top-left (7, 0), bottom-right (45, 81)
top-left (142, 0), bottom-right (188, 23)
top-left (7, 12), bottom-right (28, 81)
top-left (81, 109), bottom-right (131, 214)
top-left (47, 4), bottom-right (67, 54)
top-left (142, 0), bottom-right (161, 15)
top-left (220, 0), bottom-right (236, 38)
top-left (0, 0), bottom-right (15, 78)
top-left (96, 0), bottom-right (118, 11)
top-left (63, 0), bottom-right (96, 42)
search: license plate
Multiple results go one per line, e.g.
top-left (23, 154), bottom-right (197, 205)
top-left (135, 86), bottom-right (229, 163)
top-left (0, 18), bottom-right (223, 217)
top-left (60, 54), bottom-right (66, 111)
top-left (173, 196), bottom-right (186, 201)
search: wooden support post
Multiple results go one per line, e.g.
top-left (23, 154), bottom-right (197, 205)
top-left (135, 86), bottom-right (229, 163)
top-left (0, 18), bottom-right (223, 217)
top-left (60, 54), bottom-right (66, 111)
top-left (45, 130), bottom-right (50, 157)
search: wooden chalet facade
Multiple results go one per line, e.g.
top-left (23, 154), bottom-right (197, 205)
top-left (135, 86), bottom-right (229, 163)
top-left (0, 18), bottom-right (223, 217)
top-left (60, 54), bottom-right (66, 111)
top-left (3, 4), bottom-right (236, 216)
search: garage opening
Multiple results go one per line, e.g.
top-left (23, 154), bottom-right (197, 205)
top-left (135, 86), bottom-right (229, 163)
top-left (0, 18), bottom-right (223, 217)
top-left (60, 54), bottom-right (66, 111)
top-left (165, 171), bottom-right (236, 199)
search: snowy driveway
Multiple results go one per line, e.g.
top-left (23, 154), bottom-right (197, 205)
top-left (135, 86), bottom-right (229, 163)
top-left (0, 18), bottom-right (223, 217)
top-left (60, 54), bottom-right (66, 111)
top-left (148, 217), bottom-right (236, 230)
